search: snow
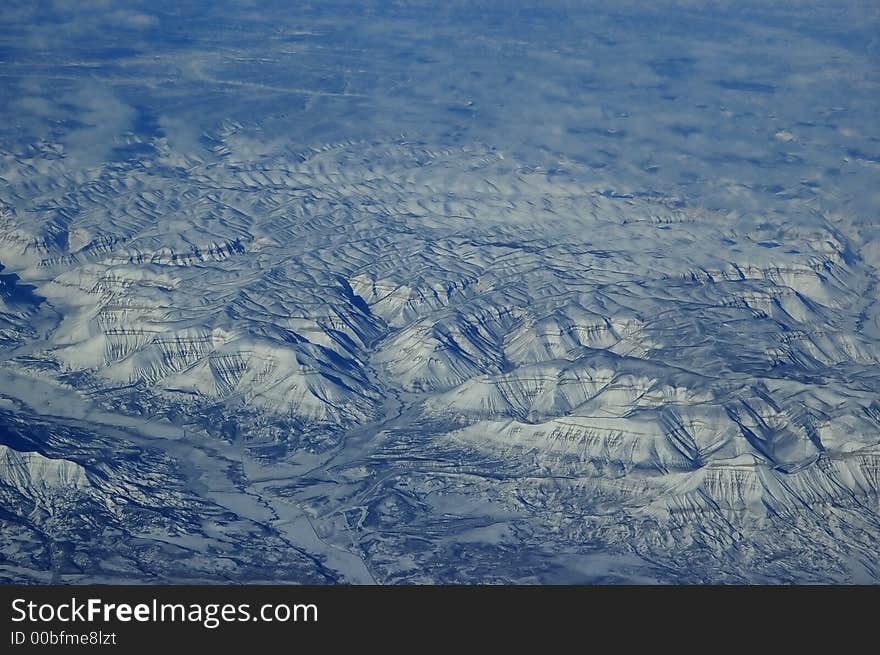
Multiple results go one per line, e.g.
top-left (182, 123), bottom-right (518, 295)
top-left (0, 0), bottom-right (878, 583)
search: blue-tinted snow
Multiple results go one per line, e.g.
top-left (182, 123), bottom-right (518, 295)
top-left (0, 1), bottom-right (878, 583)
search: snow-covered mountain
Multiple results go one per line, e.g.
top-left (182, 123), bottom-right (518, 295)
top-left (0, 0), bottom-right (878, 583)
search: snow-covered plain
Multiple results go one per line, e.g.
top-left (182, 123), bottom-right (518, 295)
top-left (0, 1), bottom-right (878, 583)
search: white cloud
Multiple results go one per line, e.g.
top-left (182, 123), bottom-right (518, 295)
top-left (62, 85), bottom-right (135, 167)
